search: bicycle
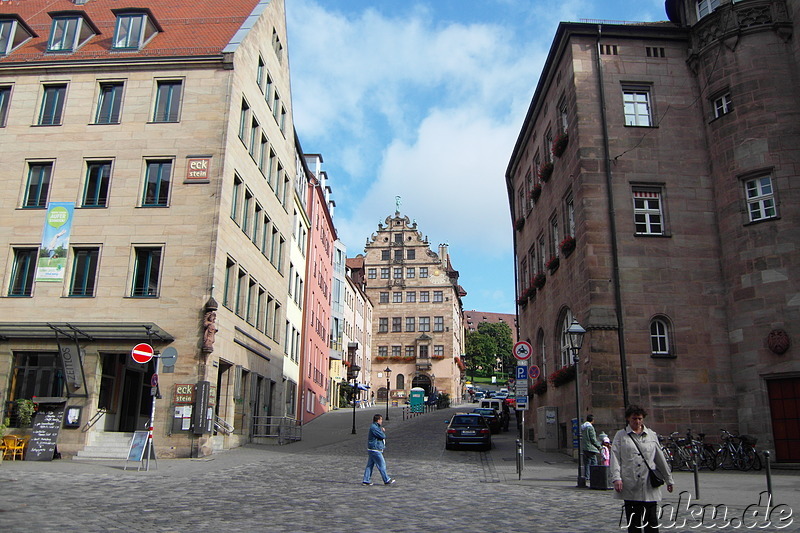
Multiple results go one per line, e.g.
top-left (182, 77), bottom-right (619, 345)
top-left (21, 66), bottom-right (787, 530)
top-left (715, 429), bottom-right (761, 471)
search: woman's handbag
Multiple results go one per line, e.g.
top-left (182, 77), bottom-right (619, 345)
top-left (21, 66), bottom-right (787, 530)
top-left (628, 433), bottom-right (666, 488)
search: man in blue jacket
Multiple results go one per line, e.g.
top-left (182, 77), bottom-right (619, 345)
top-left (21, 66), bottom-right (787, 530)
top-left (362, 414), bottom-right (395, 485)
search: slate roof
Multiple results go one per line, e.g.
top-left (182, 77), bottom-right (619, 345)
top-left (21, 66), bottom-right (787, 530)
top-left (0, 0), bottom-right (262, 64)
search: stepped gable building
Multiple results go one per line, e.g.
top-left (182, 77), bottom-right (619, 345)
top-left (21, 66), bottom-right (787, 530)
top-left (0, 0), bottom-right (300, 457)
top-left (350, 211), bottom-right (467, 403)
top-left (506, 0), bottom-right (799, 460)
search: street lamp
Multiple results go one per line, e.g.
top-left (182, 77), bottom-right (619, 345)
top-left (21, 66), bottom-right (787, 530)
top-left (384, 367), bottom-right (392, 421)
top-left (349, 364), bottom-right (361, 435)
top-left (566, 318), bottom-right (587, 487)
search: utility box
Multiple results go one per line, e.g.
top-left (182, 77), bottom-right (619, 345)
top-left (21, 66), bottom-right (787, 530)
top-left (409, 387), bottom-right (425, 413)
top-left (536, 405), bottom-right (559, 451)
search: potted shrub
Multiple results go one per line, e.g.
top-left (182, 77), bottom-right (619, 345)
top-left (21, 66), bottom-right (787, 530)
top-left (538, 161), bottom-right (554, 182)
top-left (546, 255), bottom-right (560, 272)
top-left (531, 380), bottom-right (548, 395)
top-left (15, 399), bottom-right (35, 427)
top-left (517, 295), bottom-right (528, 307)
top-left (548, 364), bottom-right (576, 387)
top-left (533, 272), bottom-right (546, 289)
top-left (552, 131), bottom-right (569, 158)
top-left (514, 217), bottom-right (525, 231)
top-left (525, 286), bottom-right (536, 300)
top-left (531, 183), bottom-right (542, 203)
top-left (559, 235), bottom-right (576, 257)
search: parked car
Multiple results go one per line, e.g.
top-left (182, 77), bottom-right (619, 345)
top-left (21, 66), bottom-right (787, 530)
top-left (480, 399), bottom-right (510, 430)
top-left (445, 413), bottom-right (492, 451)
top-left (472, 407), bottom-right (502, 434)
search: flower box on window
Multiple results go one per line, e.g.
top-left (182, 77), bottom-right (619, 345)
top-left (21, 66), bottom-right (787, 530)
top-left (559, 235), bottom-right (576, 257)
top-left (552, 131), bottom-right (569, 158)
top-left (546, 256), bottom-right (560, 272)
top-left (524, 286), bottom-right (536, 300)
top-left (548, 364), bottom-right (576, 387)
top-left (531, 183), bottom-right (542, 203)
top-left (515, 217), bottom-right (525, 231)
top-left (533, 272), bottom-right (546, 289)
top-left (517, 295), bottom-right (528, 307)
top-left (538, 161), bottom-right (554, 183)
top-left (531, 379), bottom-right (548, 395)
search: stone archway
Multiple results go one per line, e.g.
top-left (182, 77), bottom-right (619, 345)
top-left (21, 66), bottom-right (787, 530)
top-left (411, 374), bottom-right (432, 395)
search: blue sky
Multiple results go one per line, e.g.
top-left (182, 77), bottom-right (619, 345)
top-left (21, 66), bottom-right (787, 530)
top-left (285, 0), bottom-right (669, 314)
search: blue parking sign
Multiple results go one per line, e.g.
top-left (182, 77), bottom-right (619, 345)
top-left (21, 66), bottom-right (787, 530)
top-left (516, 365), bottom-right (528, 380)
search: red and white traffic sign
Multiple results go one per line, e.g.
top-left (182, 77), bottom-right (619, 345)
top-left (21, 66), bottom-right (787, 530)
top-left (529, 365), bottom-right (541, 380)
top-left (131, 343), bottom-right (154, 364)
top-left (513, 341), bottom-right (533, 361)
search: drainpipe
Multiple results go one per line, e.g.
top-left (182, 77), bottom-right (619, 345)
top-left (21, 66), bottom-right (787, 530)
top-left (596, 25), bottom-right (630, 407)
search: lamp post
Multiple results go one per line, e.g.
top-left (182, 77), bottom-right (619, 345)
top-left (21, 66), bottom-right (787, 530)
top-left (384, 367), bottom-right (392, 421)
top-left (350, 364), bottom-right (361, 435)
top-left (566, 318), bottom-right (587, 487)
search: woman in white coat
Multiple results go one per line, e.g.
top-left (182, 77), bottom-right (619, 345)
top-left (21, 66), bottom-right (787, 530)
top-left (610, 405), bottom-right (674, 533)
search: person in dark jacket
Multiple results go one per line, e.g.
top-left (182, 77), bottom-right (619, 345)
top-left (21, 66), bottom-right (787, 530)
top-left (362, 414), bottom-right (395, 485)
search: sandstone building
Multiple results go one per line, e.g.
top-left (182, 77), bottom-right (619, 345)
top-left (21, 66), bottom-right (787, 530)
top-left (507, 0), bottom-right (799, 461)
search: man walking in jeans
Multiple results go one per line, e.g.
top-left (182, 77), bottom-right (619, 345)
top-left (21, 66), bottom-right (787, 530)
top-left (362, 414), bottom-right (395, 485)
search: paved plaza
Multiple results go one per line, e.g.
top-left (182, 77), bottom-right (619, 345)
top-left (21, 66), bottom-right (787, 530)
top-left (0, 405), bottom-right (797, 532)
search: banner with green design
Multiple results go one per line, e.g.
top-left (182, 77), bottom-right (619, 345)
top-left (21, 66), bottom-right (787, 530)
top-left (36, 202), bottom-right (75, 282)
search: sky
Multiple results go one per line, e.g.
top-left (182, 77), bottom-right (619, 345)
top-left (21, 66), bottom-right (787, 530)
top-left (285, 0), bottom-right (669, 314)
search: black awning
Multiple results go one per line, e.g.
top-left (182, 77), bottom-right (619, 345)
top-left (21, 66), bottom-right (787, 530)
top-left (0, 322), bottom-right (174, 342)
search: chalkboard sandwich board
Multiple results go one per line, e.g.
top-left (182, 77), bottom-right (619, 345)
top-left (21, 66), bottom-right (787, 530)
top-left (25, 405), bottom-right (66, 461)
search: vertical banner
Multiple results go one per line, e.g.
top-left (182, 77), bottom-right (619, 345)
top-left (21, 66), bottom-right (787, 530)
top-left (36, 202), bottom-right (75, 282)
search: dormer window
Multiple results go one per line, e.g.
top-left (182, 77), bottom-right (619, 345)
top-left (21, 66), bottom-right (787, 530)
top-left (112, 10), bottom-right (160, 50)
top-left (0, 17), bottom-right (36, 56)
top-left (47, 13), bottom-right (98, 52)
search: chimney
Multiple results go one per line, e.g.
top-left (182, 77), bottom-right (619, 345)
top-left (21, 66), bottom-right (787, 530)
top-left (438, 243), bottom-right (449, 265)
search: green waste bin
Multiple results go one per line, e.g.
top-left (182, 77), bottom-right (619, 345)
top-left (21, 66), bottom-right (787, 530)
top-left (409, 387), bottom-right (425, 413)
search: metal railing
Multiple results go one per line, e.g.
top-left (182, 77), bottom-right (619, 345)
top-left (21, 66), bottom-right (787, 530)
top-left (82, 408), bottom-right (107, 432)
top-left (252, 416), bottom-right (301, 444)
top-left (214, 415), bottom-right (234, 435)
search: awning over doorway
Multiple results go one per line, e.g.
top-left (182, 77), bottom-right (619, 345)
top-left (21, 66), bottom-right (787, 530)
top-left (0, 322), bottom-right (174, 342)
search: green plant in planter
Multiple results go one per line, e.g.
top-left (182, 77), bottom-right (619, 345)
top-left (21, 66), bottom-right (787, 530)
top-left (15, 399), bottom-right (36, 427)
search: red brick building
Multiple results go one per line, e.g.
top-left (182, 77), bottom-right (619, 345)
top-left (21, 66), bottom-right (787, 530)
top-left (507, 0), bottom-right (799, 461)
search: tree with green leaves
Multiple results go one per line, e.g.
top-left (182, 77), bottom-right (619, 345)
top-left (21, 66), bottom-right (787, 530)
top-left (477, 322), bottom-right (514, 375)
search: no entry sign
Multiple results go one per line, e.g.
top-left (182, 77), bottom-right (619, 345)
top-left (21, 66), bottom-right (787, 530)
top-left (131, 343), bottom-right (154, 364)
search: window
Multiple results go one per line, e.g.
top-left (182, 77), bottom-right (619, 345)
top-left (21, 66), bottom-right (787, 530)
top-left (419, 345), bottom-right (429, 358)
top-left (142, 160), bottom-right (172, 207)
top-left (82, 161), bottom-right (111, 208)
top-left (559, 309), bottom-right (575, 368)
top-left (231, 175), bottom-right (242, 223)
top-left (406, 291), bottom-right (416, 303)
top-left (623, 86), bottom-right (652, 127)
top-left (600, 44), bottom-right (618, 55)
top-left (646, 47), bottom-right (666, 58)
top-left (153, 80), bottom-right (182, 122)
top-left (256, 56), bottom-right (265, 90)
top-left (405, 317), bottom-right (415, 332)
top-left (407, 249), bottom-right (415, 260)
top-left (393, 292), bottom-right (402, 303)
top-left (393, 267), bottom-right (402, 279)
top-left (259, 134), bottom-right (269, 173)
top-left (39, 84), bottom-right (67, 125)
top-left (565, 194), bottom-right (576, 238)
top-left (48, 16), bottom-right (95, 52)
top-left (392, 317), bottom-right (402, 333)
top-left (559, 98), bottom-right (569, 132)
top-left (241, 189), bottom-right (253, 236)
top-left (744, 176), bottom-right (777, 222)
top-left (381, 250), bottom-right (390, 261)
top-left (420, 291), bottom-right (429, 303)
top-left (650, 317), bottom-right (671, 356)
top-left (420, 267), bottom-right (428, 278)
top-left (378, 346), bottom-right (388, 357)
top-left (380, 268), bottom-right (389, 279)
top-left (113, 13), bottom-right (158, 50)
top-left (713, 92), bottom-right (732, 119)
top-left (379, 292), bottom-right (389, 304)
top-left (697, 0), bottom-right (721, 19)
top-left (95, 82), bottom-right (123, 124)
top-left (0, 18), bottom-right (34, 56)
top-left (69, 247), bottom-right (99, 297)
top-left (433, 291), bottom-right (443, 303)
top-left (434, 316), bottom-right (444, 332)
top-left (378, 318), bottom-right (388, 333)
top-left (392, 346), bottom-right (401, 357)
top-left (8, 248), bottom-right (37, 297)
top-left (0, 85), bottom-right (10, 126)
top-left (24, 162), bottom-right (52, 208)
top-left (131, 247), bottom-right (162, 297)
top-left (223, 257), bottom-right (235, 308)
top-left (550, 215), bottom-right (559, 258)
top-left (406, 267), bottom-right (415, 278)
top-left (633, 189), bottom-right (664, 235)
top-left (434, 345), bottom-right (444, 357)
top-left (419, 317), bottom-right (430, 332)
top-left (239, 100), bottom-right (249, 141)
top-left (368, 268), bottom-right (377, 279)
top-left (394, 249), bottom-right (403, 261)
top-left (405, 346), bottom-right (415, 358)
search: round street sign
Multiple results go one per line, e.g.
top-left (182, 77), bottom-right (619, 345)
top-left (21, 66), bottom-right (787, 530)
top-left (131, 343), bottom-right (154, 364)
top-left (513, 341), bottom-right (533, 361)
top-left (160, 346), bottom-right (178, 367)
top-left (529, 365), bottom-right (541, 380)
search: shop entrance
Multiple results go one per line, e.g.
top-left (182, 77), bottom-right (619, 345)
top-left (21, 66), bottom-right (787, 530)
top-left (98, 353), bottom-right (154, 432)
top-left (411, 374), bottom-right (432, 396)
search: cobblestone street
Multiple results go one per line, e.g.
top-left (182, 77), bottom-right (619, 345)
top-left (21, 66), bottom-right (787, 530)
top-left (1, 406), bottom-right (797, 532)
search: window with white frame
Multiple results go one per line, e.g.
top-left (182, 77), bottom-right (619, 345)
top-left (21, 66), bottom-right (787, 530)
top-left (0, 85), bottom-right (10, 126)
top-left (113, 12), bottom-right (158, 50)
top-left (406, 291), bottom-right (416, 303)
top-left (378, 318), bottom-right (388, 333)
top-left (153, 80), bottom-right (182, 122)
top-left (713, 92), bottom-right (732, 119)
top-left (744, 175), bottom-right (777, 222)
top-left (559, 308), bottom-right (575, 368)
top-left (0, 18), bottom-right (34, 55)
top-left (48, 15), bottom-right (95, 52)
top-left (434, 345), bottom-right (444, 357)
top-left (633, 189), bottom-right (664, 235)
top-left (650, 317), bottom-right (671, 355)
top-left (622, 85), bottom-right (653, 127)
top-left (565, 193), bottom-right (576, 238)
top-left (39, 84), bottom-right (67, 126)
top-left (697, 0), bottom-right (721, 19)
top-left (392, 292), bottom-right (402, 303)
top-left (368, 268), bottom-right (377, 279)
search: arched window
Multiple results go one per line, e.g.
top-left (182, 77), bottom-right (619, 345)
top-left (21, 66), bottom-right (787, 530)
top-left (536, 329), bottom-right (546, 378)
top-left (395, 374), bottom-right (404, 390)
top-left (559, 308), bottom-right (574, 368)
top-left (650, 317), bottom-right (672, 356)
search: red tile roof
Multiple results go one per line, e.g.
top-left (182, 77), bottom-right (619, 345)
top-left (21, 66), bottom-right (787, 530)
top-left (0, 0), bottom-right (261, 64)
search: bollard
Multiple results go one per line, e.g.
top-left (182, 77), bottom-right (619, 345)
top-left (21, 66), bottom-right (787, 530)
top-left (692, 458), bottom-right (700, 499)
top-left (764, 450), bottom-right (773, 500)
top-left (516, 439), bottom-right (523, 480)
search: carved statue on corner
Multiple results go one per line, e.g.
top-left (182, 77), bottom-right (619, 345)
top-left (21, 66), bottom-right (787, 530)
top-left (202, 311), bottom-right (218, 353)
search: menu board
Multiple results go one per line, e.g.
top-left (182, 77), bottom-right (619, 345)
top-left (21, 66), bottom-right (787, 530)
top-left (25, 405), bottom-right (66, 461)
